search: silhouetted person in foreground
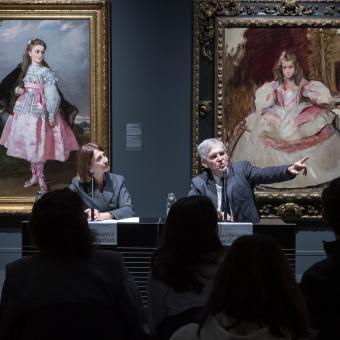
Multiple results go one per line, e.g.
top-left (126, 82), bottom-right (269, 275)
top-left (171, 234), bottom-right (309, 340)
top-left (0, 188), bottom-right (149, 340)
top-left (148, 196), bottom-right (224, 339)
top-left (300, 177), bottom-right (340, 339)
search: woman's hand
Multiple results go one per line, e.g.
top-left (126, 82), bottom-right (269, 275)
top-left (85, 208), bottom-right (101, 221)
top-left (84, 209), bottom-right (114, 221)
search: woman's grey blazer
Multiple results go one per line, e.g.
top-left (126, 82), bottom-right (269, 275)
top-left (70, 172), bottom-right (134, 219)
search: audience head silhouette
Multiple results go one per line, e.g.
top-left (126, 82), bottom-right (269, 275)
top-left (165, 195), bottom-right (221, 254)
top-left (198, 234), bottom-right (309, 339)
top-left (152, 195), bottom-right (223, 293)
top-left (30, 188), bottom-right (95, 258)
top-left (321, 177), bottom-right (340, 235)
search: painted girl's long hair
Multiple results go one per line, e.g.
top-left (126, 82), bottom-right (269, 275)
top-left (273, 51), bottom-right (304, 86)
top-left (8, 39), bottom-right (50, 113)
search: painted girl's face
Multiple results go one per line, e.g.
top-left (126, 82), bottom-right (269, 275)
top-left (28, 45), bottom-right (45, 65)
top-left (282, 60), bottom-right (295, 81)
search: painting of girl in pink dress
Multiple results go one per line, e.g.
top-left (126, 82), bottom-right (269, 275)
top-left (231, 51), bottom-right (340, 188)
top-left (0, 38), bottom-right (79, 192)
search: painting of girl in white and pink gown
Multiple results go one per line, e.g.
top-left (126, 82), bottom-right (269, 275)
top-left (226, 29), bottom-right (340, 188)
top-left (0, 38), bottom-right (79, 193)
top-left (0, 20), bottom-right (90, 196)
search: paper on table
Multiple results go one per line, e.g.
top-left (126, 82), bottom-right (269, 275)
top-left (117, 217), bottom-right (140, 223)
top-left (218, 222), bottom-right (253, 246)
top-left (89, 217), bottom-right (140, 224)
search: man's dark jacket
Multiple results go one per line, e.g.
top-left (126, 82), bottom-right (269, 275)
top-left (188, 160), bottom-right (293, 223)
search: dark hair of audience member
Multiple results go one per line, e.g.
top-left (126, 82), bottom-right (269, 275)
top-left (30, 188), bottom-right (95, 259)
top-left (77, 142), bottom-right (104, 183)
top-left (198, 234), bottom-right (309, 340)
top-left (151, 195), bottom-right (223, 293)
top-left (321, 177), bottom-right (340, 234)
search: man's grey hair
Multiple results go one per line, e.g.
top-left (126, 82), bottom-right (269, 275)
top-left (197, 138), bottom-right (227, 160)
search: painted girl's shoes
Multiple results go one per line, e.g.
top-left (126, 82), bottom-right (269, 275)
top-left (24, 163), bottom-right (47, 193)
top-left (24, 175), bottom-right (38, 188)
top-left (24, 164), bottom-right (38, 188)
top-left (38, 176), bottom-right (47, 193)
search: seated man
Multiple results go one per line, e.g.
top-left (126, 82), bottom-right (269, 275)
top-left (300, 177), bottom-right (340, 338)
top-left (188, 138), bottom-right (308, 223)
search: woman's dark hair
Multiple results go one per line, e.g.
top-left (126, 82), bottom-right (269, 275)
top-left (77, 142), bottom-right (104, 183)
top-left (198, 234), bottom-right (309, 339)
top-left (151, 196), bottom-right (223, 293)
top-left (273, 51), bottom-right (303, 86)
top-left (30, 188), bottom-right (95, 258)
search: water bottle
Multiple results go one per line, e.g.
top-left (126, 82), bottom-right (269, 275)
top-left (166, 192), bottom-right (176, 215)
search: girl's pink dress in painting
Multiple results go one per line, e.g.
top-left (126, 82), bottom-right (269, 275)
top-left (231, 79), bottom-right (340, 188)
top-left (0, 63), bottom-right (79, 163)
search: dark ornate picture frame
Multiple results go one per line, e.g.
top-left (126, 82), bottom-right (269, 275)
top-left (0, 0), bottom-right (110, 213)
top-left (192, 0), bottom-right (340, 221)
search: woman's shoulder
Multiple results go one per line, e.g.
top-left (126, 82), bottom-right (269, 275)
top-left (69, 176), bottom-right (91, 192)
top-left (106, 172), bottom-right (125, 184)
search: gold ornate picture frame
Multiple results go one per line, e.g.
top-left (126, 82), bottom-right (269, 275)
top-left (0, 0), bottom-right (110, 213)
top-left (192, 0), bottom-right (340, 221)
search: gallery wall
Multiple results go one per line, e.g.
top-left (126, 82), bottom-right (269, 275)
top-left (111, 0), bottom-right (193, 218)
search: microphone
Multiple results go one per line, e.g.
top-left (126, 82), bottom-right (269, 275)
top-left (89, 169), bottom-right (95, 221)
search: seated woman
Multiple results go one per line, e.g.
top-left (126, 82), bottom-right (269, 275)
top-left (0, 188), bottom-right (148, 340)
top-left (148, 196), bottom-right (224, 340)
top-left (171, 234), bottom-right (309, 340)
top-left (70, 142), bottom-right (134, 220)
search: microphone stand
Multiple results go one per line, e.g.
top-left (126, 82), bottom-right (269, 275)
top-left (223, 169), bottom-right (234, 222)
top-left (90, 170), bottom-right (95, 221)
